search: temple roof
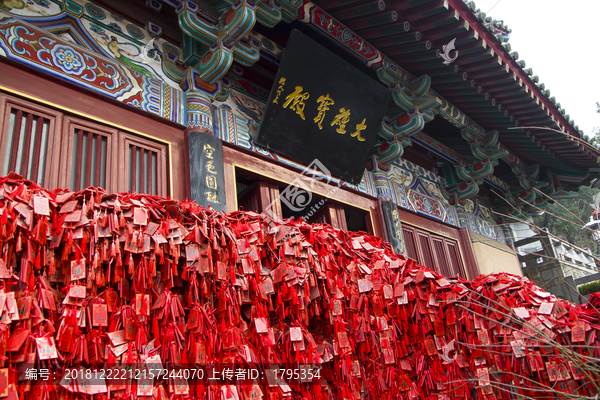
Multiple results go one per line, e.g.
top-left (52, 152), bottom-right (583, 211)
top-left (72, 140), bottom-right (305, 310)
top-left (91, 0), bottom-right (600, 190)
top-left (300, 0), bottom-right (600, 184)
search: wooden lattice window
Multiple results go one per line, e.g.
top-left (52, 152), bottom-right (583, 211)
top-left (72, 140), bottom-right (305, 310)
top-left (62, 118), bottom-right (118, 192)
top-left (418, 233), bottom-right (435, 270)
top-left (238, 183), bottom-right (262, 214)
top-left (447, 242), bottom-right (466, 278)
top-left (402, 224), bottom-right (467, 279)
top-left (120, 133), bottom-right (168, 196)
top-left (0, 94), bottom-right (170, 195)
top-left (311, 213), bottom-right (328, 224)
top-left (432, 238), bottom-right (451, 277)
top-left (258, 181), bottom-right (282, 220)
top-left (0, 96), bottom-right (61, 187)
top-left (402, 228), bottom-right (419, 262)
top-left (330, 205), bottom-right (348, 231)
top-left (236, 173), bottom-right (283, 219)
top-left (311, 204), bottom-right (348, 230)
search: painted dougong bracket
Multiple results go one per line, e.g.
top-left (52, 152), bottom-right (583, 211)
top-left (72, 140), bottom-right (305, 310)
top-left (494, 167), bottom-right (583, 219)
top-left (443, 164), bottom-right (482, 205)
top-left (497, 154), bottom-right (590, 217)
top-left (177, 0), bottom-right (259, 84)
top-left (372, 60), bottom-right (440, 168)
top-left (460, 128), bottom-right (508, 165)
top-left (436, 97), bottom-right (539, 208)
top-left (374, 114), bottom-right (419, 165)
top-left (441, 127), bottom-right (509, 204)
top-left (491, 161), bottom-right (540, 217)
top-left (176, 0), bottom-right (298, 87)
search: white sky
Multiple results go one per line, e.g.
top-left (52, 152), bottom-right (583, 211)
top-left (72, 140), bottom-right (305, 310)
top-left (468, 0), bottom-right (600, 137)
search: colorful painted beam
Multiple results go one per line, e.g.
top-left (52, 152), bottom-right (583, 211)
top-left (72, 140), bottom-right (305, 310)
top-left (0, 13), bottom-right (186, 125)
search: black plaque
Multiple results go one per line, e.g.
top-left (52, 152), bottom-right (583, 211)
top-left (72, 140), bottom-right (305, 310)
top-left (381, 200), bottom-right (406, 256)
top-left (255, 30), bottom-right (391, 183)
top-left (188, 131), bottom-right (227, 213)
